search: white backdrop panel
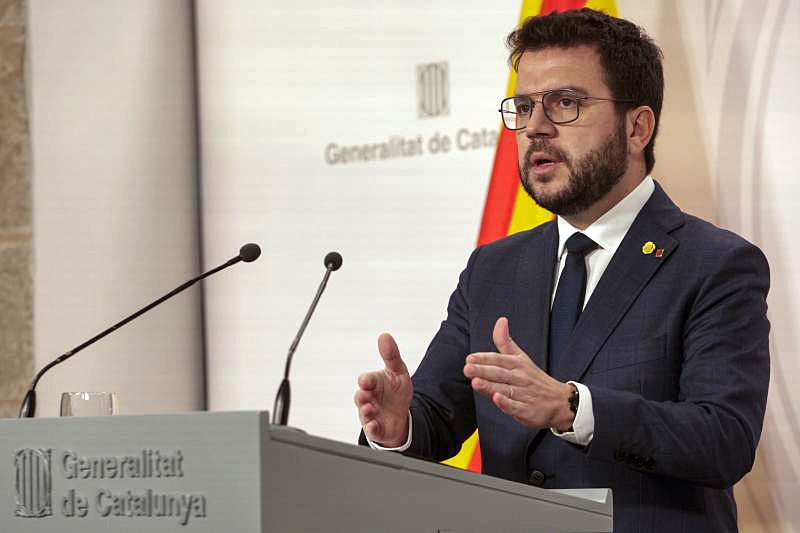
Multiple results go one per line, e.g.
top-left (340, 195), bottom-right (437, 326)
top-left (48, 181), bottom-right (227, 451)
top-left (29, 0), bottom-right (204, 417)
top-left (196, 0), bottom-right (519, 442)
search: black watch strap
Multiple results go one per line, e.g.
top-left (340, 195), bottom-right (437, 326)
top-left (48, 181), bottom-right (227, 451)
top-left (568, 384), bottom-right (579, 414)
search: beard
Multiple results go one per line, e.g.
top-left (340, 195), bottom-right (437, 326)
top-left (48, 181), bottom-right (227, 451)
top-left (518, 119), bottom-right (628, 217)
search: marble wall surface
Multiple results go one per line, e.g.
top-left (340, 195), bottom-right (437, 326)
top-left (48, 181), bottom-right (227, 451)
top-left (0, 0), bottom-right (31, 418)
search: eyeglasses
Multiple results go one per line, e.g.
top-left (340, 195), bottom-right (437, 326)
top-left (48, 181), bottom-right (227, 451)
top-left (498, 89), bottom-right (634, 130)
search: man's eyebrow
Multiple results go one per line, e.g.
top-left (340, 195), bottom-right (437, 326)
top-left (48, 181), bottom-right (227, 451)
top-left (514, 85), bottom-right (590, 97)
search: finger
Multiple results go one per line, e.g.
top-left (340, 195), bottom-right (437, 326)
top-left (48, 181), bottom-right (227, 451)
top-left (463, 362), bottom-right (515, 384)
top-left (492, 391), bottom-right (527, 419)
top-left (378, 333), bottom-right (409, 376)
top-left (359, 401), bottom-right (380, 420)
top-left (363, 419), bottom-right (383, 440)
top-left (354, 388), bottom-right (375, 407)
top-left (493, 317), bottom-right (523, 355)
top-left (470, 376), bottom-right (514, 399)
top-left (465, 352), bottom-right (517, 369)
top-left (358, 372), bottom-right (379, 391)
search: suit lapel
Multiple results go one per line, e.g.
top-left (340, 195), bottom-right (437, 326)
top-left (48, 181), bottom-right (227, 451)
top-left (550, 183), bottom-right (685, 383)
top-left (512, 221), bottom-right (558, 372)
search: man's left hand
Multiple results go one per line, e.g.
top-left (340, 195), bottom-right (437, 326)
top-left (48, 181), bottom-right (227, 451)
top-left (463, 317), bottom-right (576, 432)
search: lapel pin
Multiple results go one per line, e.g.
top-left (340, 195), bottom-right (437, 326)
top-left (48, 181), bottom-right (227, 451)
top-left (642, 241), bottom-right (656, 255)
top-left (655, 248), bottom-right (665, 257)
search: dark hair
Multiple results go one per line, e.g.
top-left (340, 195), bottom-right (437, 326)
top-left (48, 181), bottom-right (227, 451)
top-left (507, 8), bottom-right (664, 174)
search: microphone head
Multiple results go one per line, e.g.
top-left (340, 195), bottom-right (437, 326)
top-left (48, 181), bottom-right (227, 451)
top-left (239, 243), bottom-right (262, 263)
top-left (324, 251), bottom-right (343, 271)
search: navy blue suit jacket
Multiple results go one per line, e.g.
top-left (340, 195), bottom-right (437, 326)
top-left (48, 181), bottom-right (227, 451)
top-left (392, 183), bottom-right (770, 532)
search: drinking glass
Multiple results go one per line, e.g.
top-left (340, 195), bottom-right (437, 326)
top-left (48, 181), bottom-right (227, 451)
top-left (60, 392), bottom-right (118, 416)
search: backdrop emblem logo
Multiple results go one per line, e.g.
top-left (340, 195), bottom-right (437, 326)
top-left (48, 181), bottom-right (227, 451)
top-left (14, 448), bottom-right (53, 518)
top-left (417, 62), bottom-right (450, 118)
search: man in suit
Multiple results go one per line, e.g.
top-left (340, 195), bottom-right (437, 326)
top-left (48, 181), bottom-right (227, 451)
top-left (354, 9), bottom-right (770, 532)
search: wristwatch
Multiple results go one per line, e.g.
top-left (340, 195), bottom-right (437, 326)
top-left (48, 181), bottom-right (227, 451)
top-left (568, 383), bottom-right (580, 414)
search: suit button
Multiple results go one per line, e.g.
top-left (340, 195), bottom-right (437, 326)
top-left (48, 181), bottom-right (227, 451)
top-left (645, 457), bottom-right (656, 470)
top-left (634, 456), bottom-right (645, 467)
top-left (529, 470), bottom-right (546, 487)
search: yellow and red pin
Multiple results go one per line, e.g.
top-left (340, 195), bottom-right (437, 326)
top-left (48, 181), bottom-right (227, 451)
top-left (642, 241), bottom-right (665, 257)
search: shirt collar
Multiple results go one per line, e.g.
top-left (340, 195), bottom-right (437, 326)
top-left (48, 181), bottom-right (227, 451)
top-left (556, 176), bottom-right (655, 258)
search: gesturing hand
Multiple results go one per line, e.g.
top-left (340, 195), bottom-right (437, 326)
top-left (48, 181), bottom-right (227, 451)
top-left (354, 333), bottom-right (413, 447)
top-left (463, 317), bottom-right (576, 432)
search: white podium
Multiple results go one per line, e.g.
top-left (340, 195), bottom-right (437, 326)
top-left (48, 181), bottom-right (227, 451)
top-left (0, 411), bottom-right (612, 532)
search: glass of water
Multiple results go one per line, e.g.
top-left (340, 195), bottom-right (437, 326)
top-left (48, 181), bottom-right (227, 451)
top-left (60, 392), bottom-right (118, 417)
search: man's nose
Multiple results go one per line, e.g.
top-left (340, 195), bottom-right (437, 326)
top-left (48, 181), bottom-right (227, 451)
top-left (524, 103), bottom-right (556, 138)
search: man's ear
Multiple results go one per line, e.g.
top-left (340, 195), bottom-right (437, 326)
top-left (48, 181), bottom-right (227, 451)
top-left (627, 106), bottom-right (655, 156)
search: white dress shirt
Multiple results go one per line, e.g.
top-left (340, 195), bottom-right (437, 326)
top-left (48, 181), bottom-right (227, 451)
top-left (368, 176), bottom-right (656, 451)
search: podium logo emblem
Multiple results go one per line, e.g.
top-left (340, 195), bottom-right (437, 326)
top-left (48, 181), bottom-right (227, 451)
top-left (417, 62), bottom-right (450, 118)
top-left (14, 448), bottom-right (53, 518)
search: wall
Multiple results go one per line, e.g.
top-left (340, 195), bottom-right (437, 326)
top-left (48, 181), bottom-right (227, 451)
top-left (0, 0), bottom-right (32, 418)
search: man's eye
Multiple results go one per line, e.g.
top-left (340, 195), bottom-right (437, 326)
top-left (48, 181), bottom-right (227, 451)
top-left (544, 91), bottom-right (579, 110)
top-left (557, 97), bottom-right (577, 108)
top-left (517, 103), bottom-right (532, 114)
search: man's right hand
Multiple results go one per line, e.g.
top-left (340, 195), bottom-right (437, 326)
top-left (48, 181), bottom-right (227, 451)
top-left (354, 333), bottom-right (413, 448)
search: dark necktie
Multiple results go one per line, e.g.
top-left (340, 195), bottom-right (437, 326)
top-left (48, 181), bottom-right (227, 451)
top-left (548, 232), bottom-right (599, 374)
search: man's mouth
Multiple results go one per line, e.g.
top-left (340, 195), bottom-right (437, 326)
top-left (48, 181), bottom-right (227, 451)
top-left (530, 152), bottom-right (562, 173)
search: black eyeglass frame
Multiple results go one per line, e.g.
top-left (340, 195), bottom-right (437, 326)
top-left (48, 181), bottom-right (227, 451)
top-left (498, 90), bottom-right (636, 130)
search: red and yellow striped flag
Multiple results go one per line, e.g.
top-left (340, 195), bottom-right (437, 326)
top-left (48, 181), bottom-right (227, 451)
top-left (442, 0), bottom-right (618, 474)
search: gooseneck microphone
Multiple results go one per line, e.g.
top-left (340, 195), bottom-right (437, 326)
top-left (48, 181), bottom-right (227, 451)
top-left (18, 243), bottom-right (262, 418)
top-left (272, 251), bottom-right (343, 426)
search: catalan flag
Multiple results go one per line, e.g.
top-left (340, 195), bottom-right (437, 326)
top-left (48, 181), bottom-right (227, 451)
top-left (442, 0), bottom-right (619, 474)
